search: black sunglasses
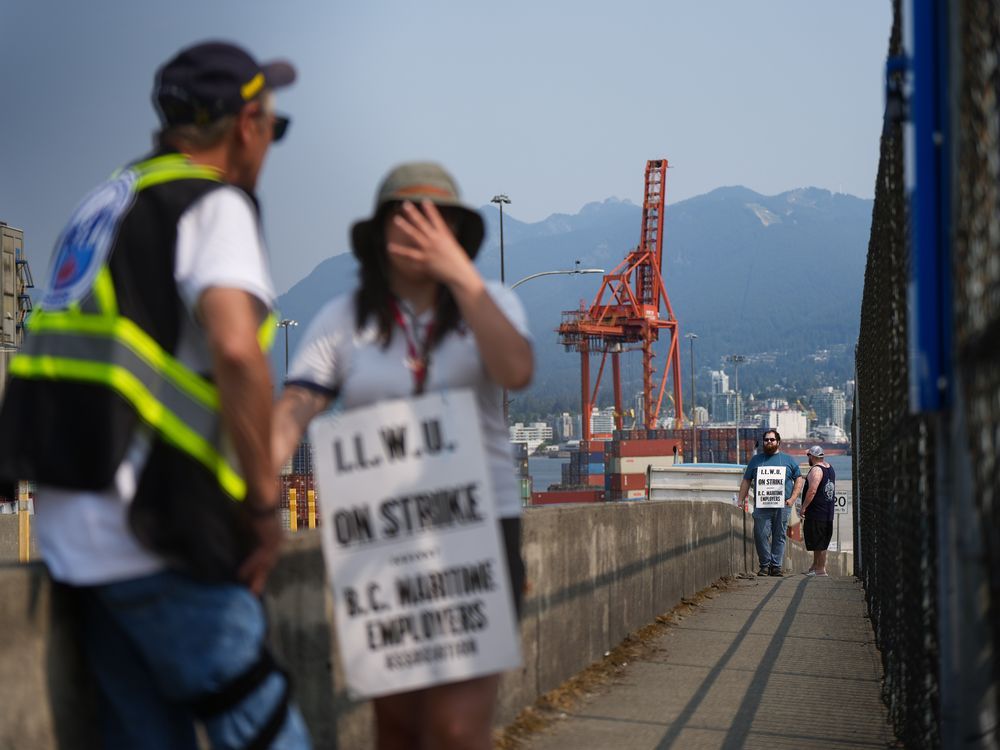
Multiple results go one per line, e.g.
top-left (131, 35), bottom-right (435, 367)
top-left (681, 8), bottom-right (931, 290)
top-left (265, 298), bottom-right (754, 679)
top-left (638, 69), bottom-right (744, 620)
top-left (271, 114), bottom-right (290, 142)
top-left (763, 437), bottom-right (779, 442)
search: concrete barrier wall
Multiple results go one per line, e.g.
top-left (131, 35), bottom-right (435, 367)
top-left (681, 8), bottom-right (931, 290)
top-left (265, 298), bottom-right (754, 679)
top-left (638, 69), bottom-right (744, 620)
top-left (0, 502), bottom-right (851, 749)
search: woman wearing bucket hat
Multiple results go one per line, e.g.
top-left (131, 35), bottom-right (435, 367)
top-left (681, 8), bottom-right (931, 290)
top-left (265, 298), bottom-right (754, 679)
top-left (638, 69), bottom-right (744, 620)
top-left (273, 162), bottom-right (533, 749)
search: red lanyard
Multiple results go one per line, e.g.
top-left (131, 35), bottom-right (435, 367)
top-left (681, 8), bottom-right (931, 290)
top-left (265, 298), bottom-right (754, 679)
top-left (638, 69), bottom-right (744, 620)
top-left (390, 299), bottom-right (436, 395)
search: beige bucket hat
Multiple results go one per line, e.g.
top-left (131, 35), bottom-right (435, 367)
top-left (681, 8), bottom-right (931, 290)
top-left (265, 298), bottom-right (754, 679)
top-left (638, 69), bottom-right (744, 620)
top-left (350, 162), bottom-right (486, 261)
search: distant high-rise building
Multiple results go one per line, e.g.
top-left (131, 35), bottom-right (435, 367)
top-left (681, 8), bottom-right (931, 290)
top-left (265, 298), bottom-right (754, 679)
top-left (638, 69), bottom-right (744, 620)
top-left (710, 369), bottom-right (730, 395)
top-left (509, 421), bottom-right (554, 454)
top-left (556, 412), bottom-right (575, 440)
top-left (633, 392), bottom-right (645, 428)
top-left (810, 387), bottom-right (847, 430)
top-left (765, 409), bottom-right (808, 439)
top-left (1, 222), bottom-right (33, 403)
top-left (590, 406), bottom-right (616, 435)
top-left (693, 405), bottom-right (710, 425)
top-left (711, 391), bottom-right (741, 423)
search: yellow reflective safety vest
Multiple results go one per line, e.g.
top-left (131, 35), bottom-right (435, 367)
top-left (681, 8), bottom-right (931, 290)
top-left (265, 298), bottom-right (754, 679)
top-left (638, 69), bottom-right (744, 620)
top-left (0, 152), bottom-right (277, 578)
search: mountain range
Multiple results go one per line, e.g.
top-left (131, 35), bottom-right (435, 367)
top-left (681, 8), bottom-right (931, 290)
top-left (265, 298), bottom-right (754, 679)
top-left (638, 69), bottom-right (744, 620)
top-left (275, 186), bottom-right (873, 420)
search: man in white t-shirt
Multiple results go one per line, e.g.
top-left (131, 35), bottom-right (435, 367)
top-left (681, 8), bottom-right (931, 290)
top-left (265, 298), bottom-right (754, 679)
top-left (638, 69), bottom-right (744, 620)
top-left (0, 42), bottom-right (310, 748)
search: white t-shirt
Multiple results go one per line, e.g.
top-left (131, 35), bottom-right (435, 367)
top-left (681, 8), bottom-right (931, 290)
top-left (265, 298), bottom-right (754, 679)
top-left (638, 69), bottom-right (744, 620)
top-left (286, 282), bottom-right (530, 519)
top-left (35, 186), bottom-right (276, 585)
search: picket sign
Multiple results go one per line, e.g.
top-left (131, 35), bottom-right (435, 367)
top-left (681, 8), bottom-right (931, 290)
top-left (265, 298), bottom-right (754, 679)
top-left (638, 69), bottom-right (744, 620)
top-left (755, 466), bottom-right (786, 509)
top-left (308, 389), bottom-right (521, 699)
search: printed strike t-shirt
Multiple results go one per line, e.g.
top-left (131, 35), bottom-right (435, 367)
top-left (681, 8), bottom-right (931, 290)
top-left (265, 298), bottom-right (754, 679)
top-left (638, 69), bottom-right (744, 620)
top-left (286, 282), bottom-right (531, 519)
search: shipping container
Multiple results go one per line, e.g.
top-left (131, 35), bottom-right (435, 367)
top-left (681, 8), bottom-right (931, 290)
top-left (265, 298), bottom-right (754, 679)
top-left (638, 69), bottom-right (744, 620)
top-left (647, 465), bottom-right (744, 503)
top-left (279, 473), bottom-right (321, 530)
top-left (607, 473), bottom-right (646, 491)
top-left (531, 489), bottom-right (605, 505)
top-left (606, 488), bottom-right (648, 502)
top-left (609, 455), bottom-right (679, 473)
top-left (606, 438), bottom-right (682, 457)
top-left (519, 477), bottom-right (532, 504)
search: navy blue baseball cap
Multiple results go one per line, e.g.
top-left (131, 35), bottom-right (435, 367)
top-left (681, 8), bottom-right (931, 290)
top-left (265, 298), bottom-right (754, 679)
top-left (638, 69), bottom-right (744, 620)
top-left (154, 41), bottom-right (295, 139)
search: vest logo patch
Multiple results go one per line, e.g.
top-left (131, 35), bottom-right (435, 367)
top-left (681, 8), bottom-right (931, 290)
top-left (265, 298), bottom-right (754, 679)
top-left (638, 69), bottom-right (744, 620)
top-left (44, 170), bottom-right (137, 309)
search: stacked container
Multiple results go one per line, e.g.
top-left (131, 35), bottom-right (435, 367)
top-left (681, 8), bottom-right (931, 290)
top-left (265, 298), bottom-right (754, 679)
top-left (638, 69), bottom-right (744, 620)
top-left (280, 440), bottom-right (320, 530)
top-left (559, 439), bottom-right (607, 488)
top-left (511, 442), bottom-right (532, 505)
top-left (538, 425), bottom-right (764, 505)
top-left (279, 473), bottom-right (316, 530)
top-left (604, 435), bottom-right (682, 501)
top-left (688, 427), bottom-right (758, 465)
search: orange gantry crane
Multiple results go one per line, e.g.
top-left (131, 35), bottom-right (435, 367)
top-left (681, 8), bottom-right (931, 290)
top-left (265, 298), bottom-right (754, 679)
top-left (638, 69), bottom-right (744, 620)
top-left (558, 159), bottom-right (684, 441)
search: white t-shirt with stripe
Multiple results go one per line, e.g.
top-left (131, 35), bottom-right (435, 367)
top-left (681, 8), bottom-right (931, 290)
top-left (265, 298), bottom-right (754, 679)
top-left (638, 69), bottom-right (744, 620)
top-left (286, 282), bottom-right (530, 519)
top-left (35, 186), bottom-right (275, 585)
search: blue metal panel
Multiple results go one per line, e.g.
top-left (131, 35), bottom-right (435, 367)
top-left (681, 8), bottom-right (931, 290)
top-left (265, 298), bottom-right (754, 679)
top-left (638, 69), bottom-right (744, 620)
top-left (903, 0), bottom-right (952, 412)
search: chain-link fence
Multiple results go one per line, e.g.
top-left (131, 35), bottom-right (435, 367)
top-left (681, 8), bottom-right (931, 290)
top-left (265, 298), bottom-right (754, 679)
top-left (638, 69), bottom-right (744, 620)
top-left (857, 1), bottom-right (1000, 746)
top-left (953, 0), bottom-right (1000, 733)
top-left (855, 2), bottom-right (941, 747)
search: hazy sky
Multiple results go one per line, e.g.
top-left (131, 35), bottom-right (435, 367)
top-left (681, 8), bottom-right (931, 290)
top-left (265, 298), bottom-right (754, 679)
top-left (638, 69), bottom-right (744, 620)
top-left (0, 1), bottom-right (891, 294)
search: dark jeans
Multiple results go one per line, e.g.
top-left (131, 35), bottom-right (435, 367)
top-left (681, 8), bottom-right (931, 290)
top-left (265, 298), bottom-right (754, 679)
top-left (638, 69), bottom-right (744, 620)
top-left (752, 506), bottom-right (790, 569)
top-left (79, 571), bottom-right (311, 749)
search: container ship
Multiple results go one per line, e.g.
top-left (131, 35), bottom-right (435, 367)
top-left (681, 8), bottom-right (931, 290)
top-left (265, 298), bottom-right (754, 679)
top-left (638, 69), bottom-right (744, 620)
top-left (782, 424), bottom-right (851, 456)
top-left (533, 426), bottom-right (759, 505)
top-left (781, 440), bottom-right (850, 456)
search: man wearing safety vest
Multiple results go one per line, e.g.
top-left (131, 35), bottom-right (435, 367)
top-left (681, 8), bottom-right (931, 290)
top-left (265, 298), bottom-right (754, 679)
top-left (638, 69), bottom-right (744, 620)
top-left (0, 42), bottom-right (311, 748)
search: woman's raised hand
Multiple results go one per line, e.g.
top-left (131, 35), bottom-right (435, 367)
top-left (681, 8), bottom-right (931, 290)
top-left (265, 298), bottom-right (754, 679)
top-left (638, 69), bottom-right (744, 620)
top-left (387, 200), bottom-right (478, 289)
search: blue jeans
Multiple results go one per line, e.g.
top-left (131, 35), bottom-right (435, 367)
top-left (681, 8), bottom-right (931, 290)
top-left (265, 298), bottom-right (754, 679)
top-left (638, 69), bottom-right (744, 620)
top-left (79, 571), bottom-right (311, 749)
top-left (752, 506), bottom-right (790, 570)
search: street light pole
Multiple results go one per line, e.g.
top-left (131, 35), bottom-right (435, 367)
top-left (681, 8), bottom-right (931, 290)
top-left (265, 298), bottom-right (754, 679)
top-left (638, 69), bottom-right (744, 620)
top-left (509, 266), bottom-right (605, 290)
top-left (686, 332), bottom-right (698, 463)
top-left (727, 354), bottom-right (747, 464)
top-left (491, 194), bottom-right (511, 285)
top-left (491, 194), bottom-right (512, 424)
top-left (501, 262), bottom-right (606, 430)
top-left (276, 319), bottom-right (298, 376)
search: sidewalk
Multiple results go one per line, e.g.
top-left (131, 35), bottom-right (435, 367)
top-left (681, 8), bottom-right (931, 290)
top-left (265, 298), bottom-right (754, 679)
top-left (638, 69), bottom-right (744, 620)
top-left (520, 575), bottom-right (897, 749)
